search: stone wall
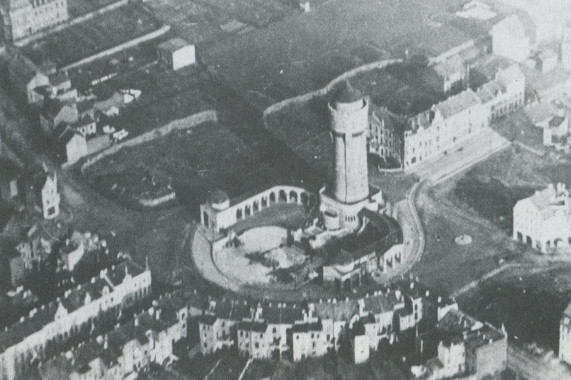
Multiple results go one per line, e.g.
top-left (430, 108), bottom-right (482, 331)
top-left (62, 25), bottom-right (171, 70)
top-left (262, 59), bottom-right (402, 122)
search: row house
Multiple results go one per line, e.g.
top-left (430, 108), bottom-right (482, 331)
top-left (199, 281), bottom-right (457, 363)
top-left (513, 183), bottom-right (571, 254)
top-left (7, 55), bottom-right (50, 105)
top-left (475, 64), bottom-right (526, 121)
top-left (0, 0), bottom-right (68, 42)
top-left (15, 224), bottom-right (55, 269)
top-left (0, 260), bottom-right (151, 380)
top-left (198, 298), bottom-right (251, 354)
top-left (560, 302), bottom-right (571, 365)
top-left (25, 167), bottom-right (60, 220)
top-left (38, 294), bottom-right (187, 379)
top-left (237, 302), bottom-right (304, 359)
top-left (369, 65), bottom-right (524, 170)
top-left (418, 309), bottom-right (507, 380)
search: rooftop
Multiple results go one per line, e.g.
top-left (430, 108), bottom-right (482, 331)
top-left (525, 184), bottom-right (570, 219)
top-left (432, 55), bottom-right (465, 79)
top-left (158, 38), bottom-right (192, 53)
top-left (333, 81), bottom-right (363, 104)
top-left (434, 89), bottom-right (481, 119)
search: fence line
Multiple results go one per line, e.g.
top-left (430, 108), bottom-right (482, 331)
top-left (80, 110), bottom-right (218, 173)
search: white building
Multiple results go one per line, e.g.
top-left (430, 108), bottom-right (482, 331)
top-left (491, 15), bottom-right (531, 63)
top-left (475, 64), bottom-right (526, 121)
top-left (543, 115), bottom-right (569, 147)
top-left (0, 0), bottom-right (68, 42)
top-left (560, 302), bottom-right (571, 365)
top-left (563, 21), bottom-right (571, 72)
top-left (38, 293), bottom-right (186, 380)
top-left (157, 38), bottom-right (196, 71)
top-left (25, 168), bottom-right (60, 219)
top-left (0, 260), bottom-right (152, 380)
top-left (513, 183), bottom-right (571, 254)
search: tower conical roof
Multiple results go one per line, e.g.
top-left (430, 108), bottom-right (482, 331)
top-left (333, 81), bottom-right (363, 104)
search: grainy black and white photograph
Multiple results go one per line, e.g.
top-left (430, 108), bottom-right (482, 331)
top-left (0, 0), bottom-right (569, 378)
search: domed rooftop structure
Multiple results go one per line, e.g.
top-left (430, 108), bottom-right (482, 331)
top-left (207, 190), bottom-right (229, 206)
top-left (333, 81), bottom-right (363, 104)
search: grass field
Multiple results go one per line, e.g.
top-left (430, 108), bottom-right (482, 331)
top-left (436, 145), bottom-right (571, 232)
top-left (146, 0), bottom-right (293, 46)
top-left (84, 122), bottom-right (280, 210)
top-left (67, 0), bottom-right (118, 17)
top-left (264, 60), bottom-right (434, 197)
top-left (459, 265), bottom-right (571, 352)
top-left (97, 67), bottom-right (214, 137)
top-left (491, 109), bottom-right (544, 151)
top-left (22, 4), bottom-right (162, 67)
top-left (202, 0), bottom-right (498, 107)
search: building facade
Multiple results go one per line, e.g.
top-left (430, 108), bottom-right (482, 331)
top-left (513, 183), bottom-right (571, 254)
top-left (0, 260), bottom-right (151, 380)
top-left (157, 38), bottom-right (196, 71)
top-left (38, 293), bottom-right (186, 379)
top-left (560, 302), bottom-right (571, 365)
top-left (370, 65), bottom-right (525, 170)
top-left (0, 0), bottom-right (69, 42)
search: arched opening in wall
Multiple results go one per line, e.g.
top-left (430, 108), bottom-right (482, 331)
top-left (525, 236), bottom-right (532, 246)
top-left (289, 191), bottom-right (298, 203)
top-left (516, 232), bottom-right (523, 242)
top-left (411, 157), bottom-right (417, 164)
top-left (245, 205), bottom-right (251, 217)
top-left (261, 196), bottom-right (268, 208)
top-left (279, 190), bottom-right (287, 203)
top-left (253, 200), bottom-right (259, 212)
top-left (270, 192), bottom-right (276, 203)
top-left (300, 193), bottom-right (309, 206)
top-left (203, 212), bottom-right (209, 227)
top-left (236, 208), bottom-right (243, 220)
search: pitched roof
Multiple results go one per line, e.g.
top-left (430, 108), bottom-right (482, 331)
top-left (8, 54), bottom-right (44, 87)
top-left (433, 55), bottom-right (465, 79)
top-left (434, 89), bottom-right (481, 119)
top-left (158, 38), bottom-right (191, 53)
top-left (333, 81), bottom-right (363, 104)
top-left (313, 298), bottom-right (359, 321)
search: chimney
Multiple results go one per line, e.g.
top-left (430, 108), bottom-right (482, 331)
top-left (157, 308), bottom-right (162, 321)
top-left (103, 334), bottom-right (108, 350)
top-left (134, 316), bottom-right (139, 326)
top-left (437, 296), bottom-right (442, 304)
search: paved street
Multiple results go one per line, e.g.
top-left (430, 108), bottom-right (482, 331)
top-left (408, 127), bottom-right (511, 184)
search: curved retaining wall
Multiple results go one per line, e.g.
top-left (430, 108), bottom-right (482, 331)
top-left (81, 109), bottom-right (218, 173)
top-left (262, 58), bottom-right (402, 121)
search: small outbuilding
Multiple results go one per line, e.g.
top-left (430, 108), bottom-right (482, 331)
top-left (157, 38), bottom-right (196, 71)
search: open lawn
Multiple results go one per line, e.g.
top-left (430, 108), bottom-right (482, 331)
top-left (491, 109), bottom-right (544, 151)
top-left (84, 122), bottom-right (279, 210)
top-left (146, 0), bottom-right (293, 46)
top-left (22, 4), bottom-right (162, 67)
top-left (98, 67), bottom-right (214, 137)
top-left (202, 0), bottom-right (499, 107)
top-left (67, 0), bottom-right (119, 17)
top-left (460, 265), bottom-right (571, 352)
top-left (436, 145), bottom-right (571, 231)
